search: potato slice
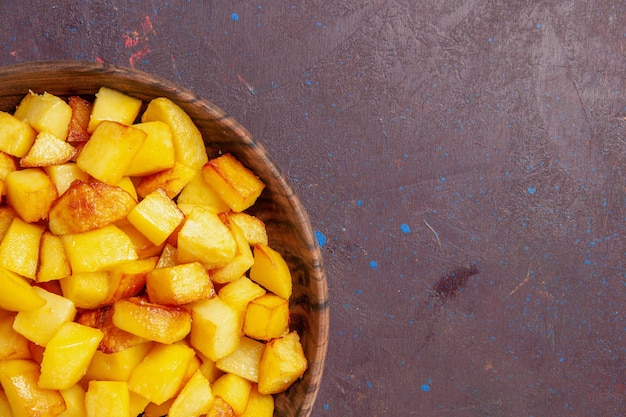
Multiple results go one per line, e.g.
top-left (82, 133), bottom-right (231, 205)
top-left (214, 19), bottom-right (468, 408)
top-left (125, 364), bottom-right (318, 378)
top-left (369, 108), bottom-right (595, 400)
top-left (76, 120), bottom-right (146, 185)
top-left (85, 380), bottom-right (130, 417)
top-left (202, 153), bottom-right (265, 212)
top-left (240, 386), bottom-right (274, 417)
top-left (128, 342), bottom-right (196, 406)
top-left (0, 217), bottom-right (44, 279)
top-left (177, 206), bottom-right (237, 269)
top-left (125, 121), bottom-right (176, 176)
top-left (20, 131), bottom-right (77, 168)
top-left (190, 296), bottom-right (242, 362)
top-left (36, 231), bottom-right (72, 283)
top-left (177, 171), bottom-right (230, 213)
top-left (43, 162), bottom-right (90, 196)
top-left (13, 286), bottom-right (76, 347)
top-left (67, 95), bottom-right (93, 143)
top-left (216, 336), bottom-right (264, 383)
top-left (39, 322), bottom-right (104, 390)
top-left (156, 243), bottom-right (178, 268)
top-left (112, 297), bottom-right (191, 344)
top-left (243, 294), bottom-right (289, 341)
top-left (258, 331), bottom-right (308, 395)
top-left (49, 180), bottom-right (137, 235)
top-left (127, 188), bottom-right (184, 246)
top-left (85, 341), bottom-right (153, 383)
top-left (5, 168), bottom-right (58, 223)
top-left (88, 86), bottom-right (142, 132)
top-left (61, 224), bottom-right (138, 273)
top-left (211, 373), bottom-right (252, 415)
top-left (0, 267), bottom-right (46, 312)
top-left (210, 215), bottom-right (254, 284)
top-left (141, 96), bottom-right (208, 170)
top-left (14, 91), bottom-right (72, 140)
top-left (0, 111), bottom-right (37, 158)
top-left (249, 243), bottom-right (293, 300)
top-left (218, 276), bottom-right (266, 313)
top-left (0, 359), bottom-right (66, 417)
top-left (60, 271), bottom-right (111, 310)
top-left (228, 211), bottom-right (268, 246)
top-left (168, 369), bottom-right (214, 417)
top-left (146, 261), bottom-right (214, 306)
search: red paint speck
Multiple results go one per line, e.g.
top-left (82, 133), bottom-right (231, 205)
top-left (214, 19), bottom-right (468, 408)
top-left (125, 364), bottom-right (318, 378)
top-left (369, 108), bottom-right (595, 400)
top-left (129, 47), bottom-right (151, 68)
top-left (123, 15), bottom-right (156, 68)
top-left (123, 32), bottom-right (140, 48)
top-left (141, 15), bottom-right (153, 32)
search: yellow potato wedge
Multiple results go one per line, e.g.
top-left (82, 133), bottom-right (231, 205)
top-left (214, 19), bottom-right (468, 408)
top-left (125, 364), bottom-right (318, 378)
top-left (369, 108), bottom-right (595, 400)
top-left (141, 96), bottom-right (208, 170)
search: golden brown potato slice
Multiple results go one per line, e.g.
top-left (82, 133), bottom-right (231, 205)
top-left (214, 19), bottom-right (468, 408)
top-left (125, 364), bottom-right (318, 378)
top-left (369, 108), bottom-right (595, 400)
top-left (20, 131), bottom-right (77, 168)
top-left (48, 180), bottom-right (137, 235)
top-left (67, 95), bottom-right (93, 143)
top-left (112, 297), bottom-right (191, 344)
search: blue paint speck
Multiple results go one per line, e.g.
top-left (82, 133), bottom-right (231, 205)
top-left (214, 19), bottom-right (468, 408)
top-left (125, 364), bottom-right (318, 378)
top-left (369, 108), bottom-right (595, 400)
top-left (440, 176), bottom-right (446, 182)
top-left (421, 384), bottom-right (430, 392)
top-left (584, 259), bottom-right (591, 265)
top-left (369, 260), bottom-right (378, 270)
top-left (231, 12), bottom-right (240, 21)
top-left (314, 231), bottom-right (327, 247)
top-left (366, 380), bottom-right (373, 388)
top-left (305, 79), bottom-right (312, 85)
top-left (324, 404), bottom-right (330, 410)
top-left (400, 223), bottom-right (411, 234)
top-left (527, 186), bottom-right (536, 194)
top-left (536, 23), bottom-right (542, 29)
top-left (357, 200), bottom-right (363, 207)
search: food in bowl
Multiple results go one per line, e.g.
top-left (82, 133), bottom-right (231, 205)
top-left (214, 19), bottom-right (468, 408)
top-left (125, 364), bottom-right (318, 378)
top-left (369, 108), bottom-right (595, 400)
top-left (0, 84), bottom-right (312, 417)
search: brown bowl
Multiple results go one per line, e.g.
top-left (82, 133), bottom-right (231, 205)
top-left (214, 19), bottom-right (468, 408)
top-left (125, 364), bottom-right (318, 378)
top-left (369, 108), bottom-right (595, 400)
top-left (0, 60), bottom-right (329, 417)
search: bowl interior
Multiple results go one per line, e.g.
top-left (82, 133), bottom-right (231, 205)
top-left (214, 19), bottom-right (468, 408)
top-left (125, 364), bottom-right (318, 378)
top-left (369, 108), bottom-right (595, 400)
top-left (0, 60), bottom-right (329, 417)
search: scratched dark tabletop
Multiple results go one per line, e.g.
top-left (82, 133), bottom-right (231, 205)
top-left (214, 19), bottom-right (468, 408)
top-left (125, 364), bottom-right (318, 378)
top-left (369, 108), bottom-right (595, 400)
top-left (1, 1), bottom-right (625, 416)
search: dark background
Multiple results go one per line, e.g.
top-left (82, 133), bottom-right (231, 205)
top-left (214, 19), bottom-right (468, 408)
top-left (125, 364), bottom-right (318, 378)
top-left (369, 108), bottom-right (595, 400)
top-left (1, 1), bottom-right (625, 415)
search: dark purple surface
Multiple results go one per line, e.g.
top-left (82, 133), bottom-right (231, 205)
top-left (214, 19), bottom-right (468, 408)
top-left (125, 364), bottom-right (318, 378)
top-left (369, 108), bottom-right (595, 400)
top-left (1, 1), bottom-right (625, 415)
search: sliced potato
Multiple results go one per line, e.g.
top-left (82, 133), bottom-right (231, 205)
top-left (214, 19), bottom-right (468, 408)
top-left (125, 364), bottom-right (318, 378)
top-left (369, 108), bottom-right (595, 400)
top-left (20, 131), bottom-right (77, 168)
top-left (112, 297), bottom-right (191, 344)
top-left (14, 90), bottom-right (72, 140)
top-left (49, 180), bottom-right (137, 235)
top-left (5, 168), bottom-right (58, 223)
top-left (67, 95), bottom-right (93, 143)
